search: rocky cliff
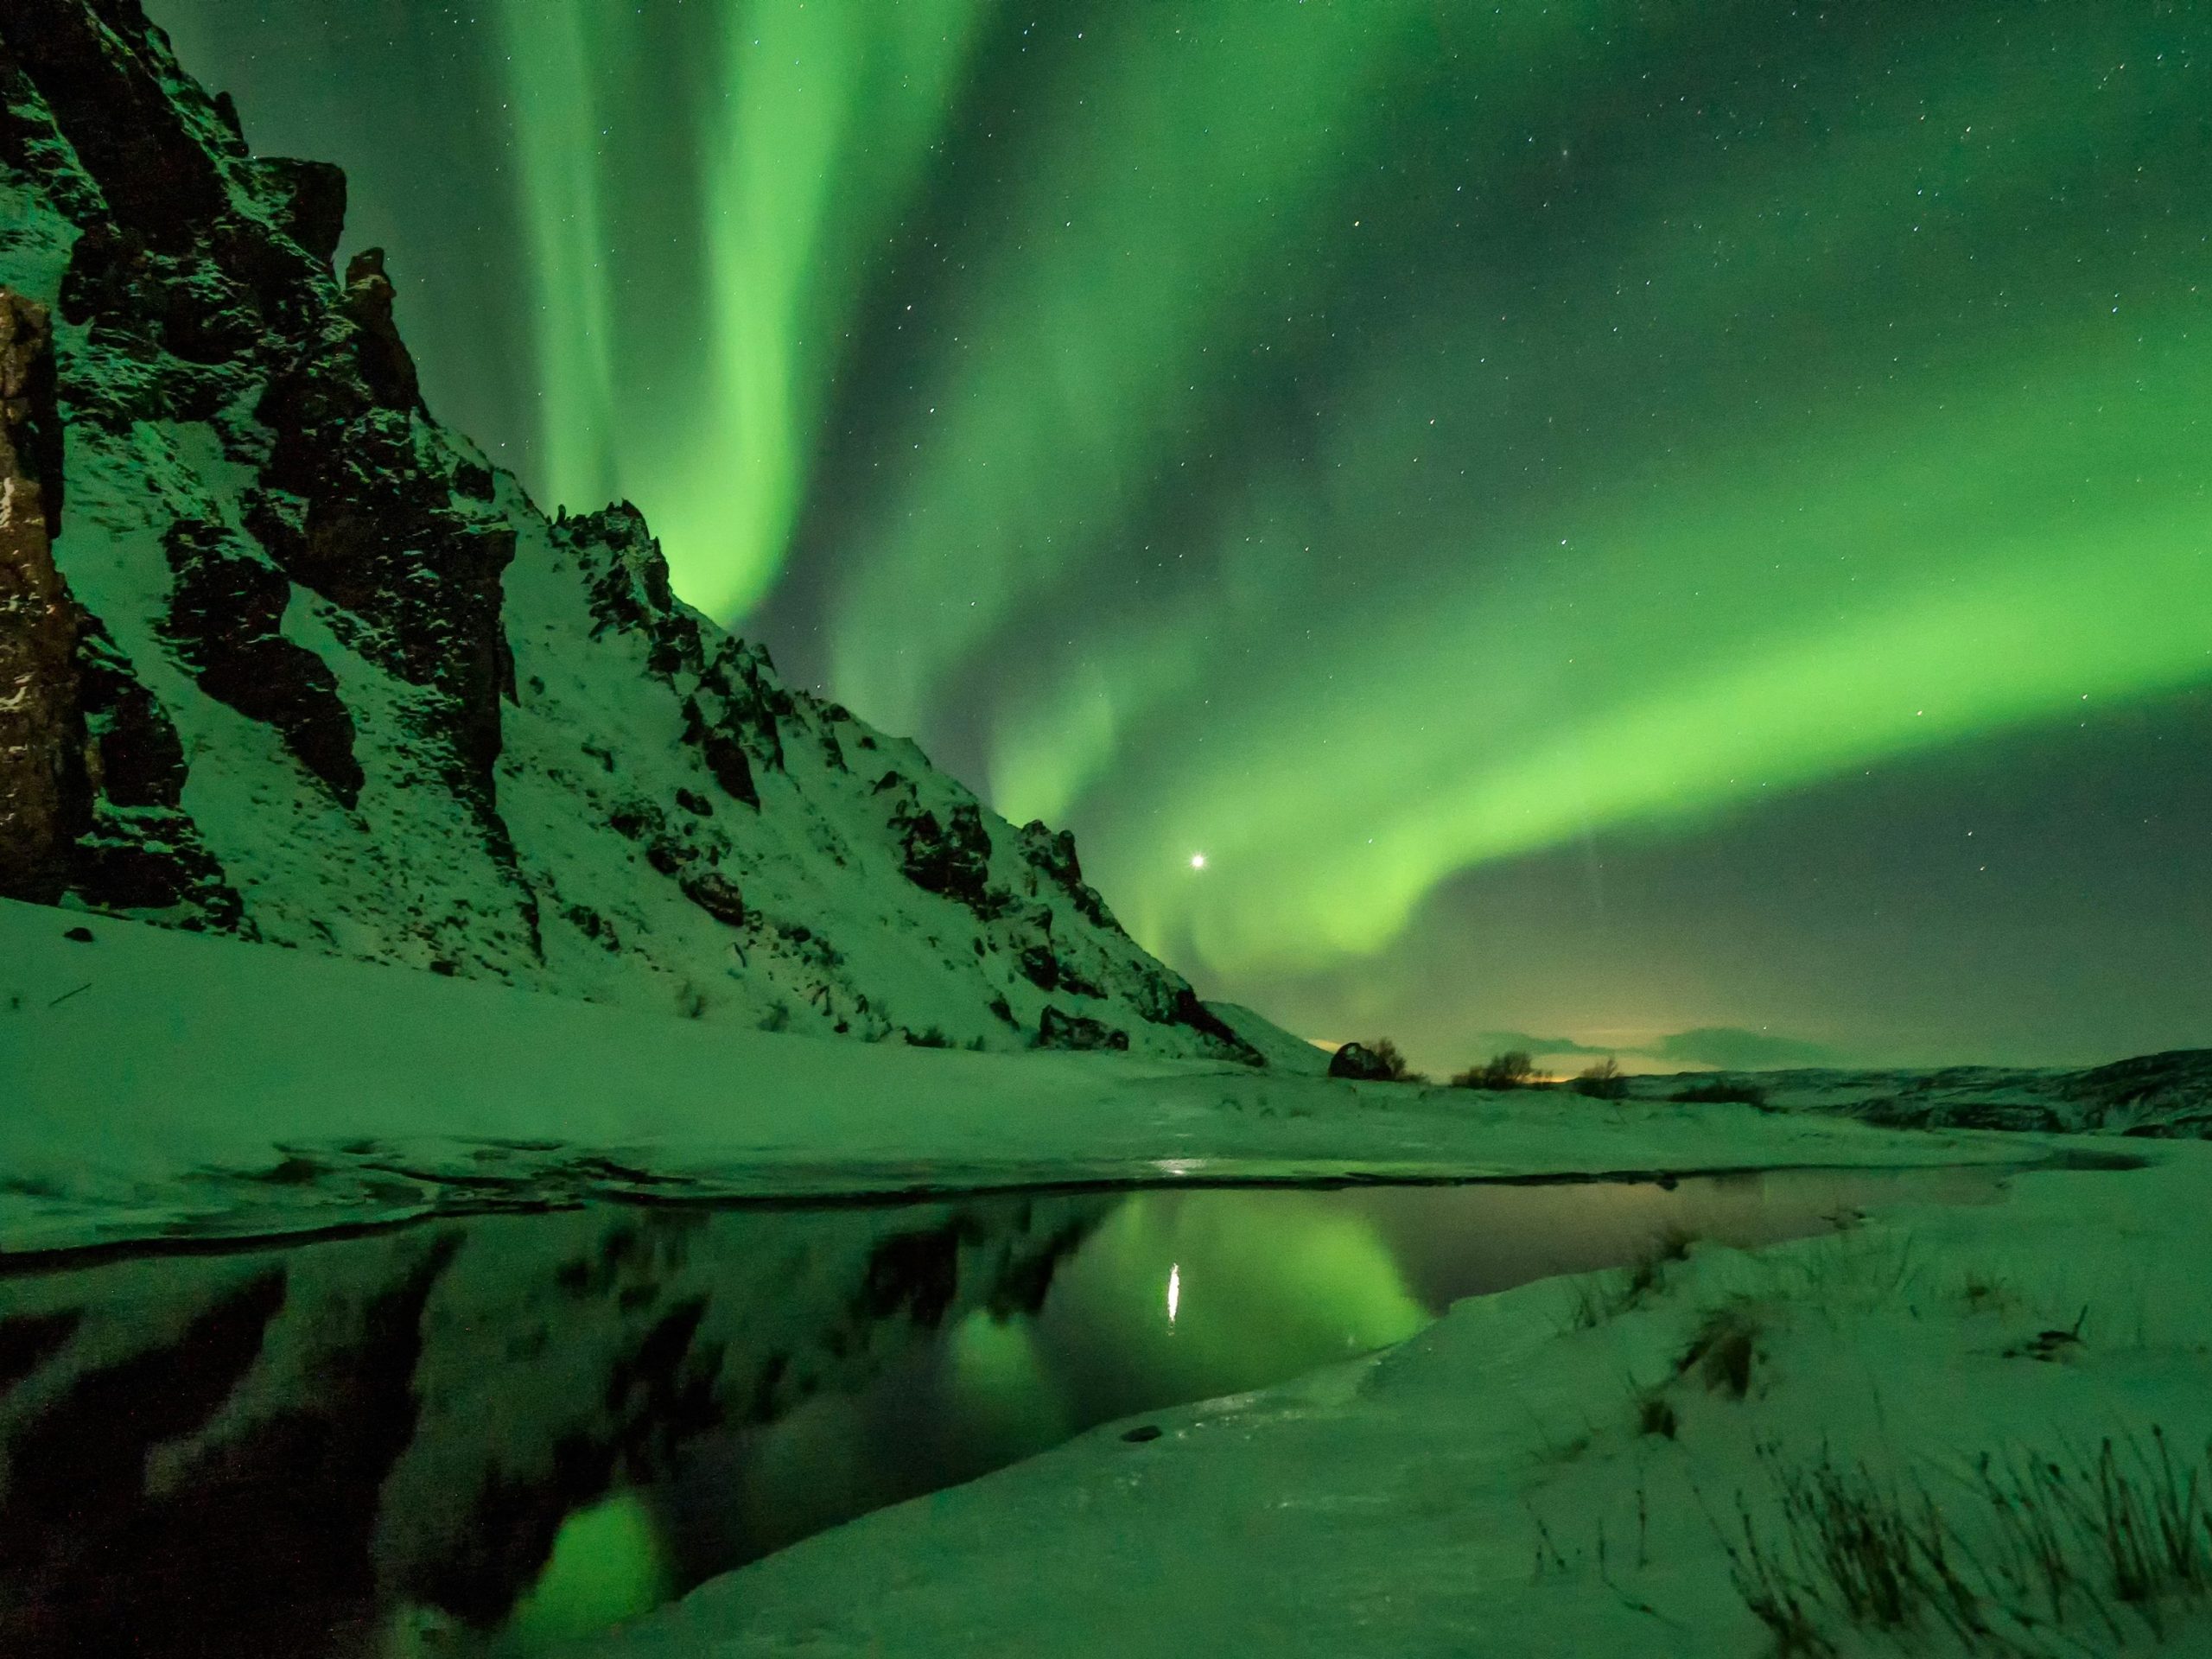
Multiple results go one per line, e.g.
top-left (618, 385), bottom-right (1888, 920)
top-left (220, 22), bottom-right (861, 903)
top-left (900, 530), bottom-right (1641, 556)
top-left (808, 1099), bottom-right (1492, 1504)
top-left (0, 0), bottom-right (1262, 1063)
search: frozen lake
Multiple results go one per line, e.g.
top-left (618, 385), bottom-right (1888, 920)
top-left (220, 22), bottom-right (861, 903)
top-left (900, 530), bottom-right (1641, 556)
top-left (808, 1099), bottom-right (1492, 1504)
top-left (0, 1165), bottom-right (2010, 1655)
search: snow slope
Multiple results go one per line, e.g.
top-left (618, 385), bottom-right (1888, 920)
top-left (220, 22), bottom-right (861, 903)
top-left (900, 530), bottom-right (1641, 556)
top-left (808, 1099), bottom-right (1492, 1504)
top-left (0, 0), bottom-right (1268, 1065)
top-left (0, 898), bottom-right (2037, 1257)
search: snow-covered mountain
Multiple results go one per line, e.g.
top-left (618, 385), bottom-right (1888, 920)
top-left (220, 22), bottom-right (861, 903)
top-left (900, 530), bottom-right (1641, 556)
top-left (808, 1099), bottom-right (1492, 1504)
top-left (0, 0), bottom-right (1266, 1064)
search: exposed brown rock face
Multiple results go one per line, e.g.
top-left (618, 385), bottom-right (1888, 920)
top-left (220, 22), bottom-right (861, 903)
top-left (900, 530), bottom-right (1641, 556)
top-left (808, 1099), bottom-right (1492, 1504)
top-left (678, 869), bottom-right (748, 928)
top-left (0, 289), bottom-right (81, 903)
top-left (0, 289), bottom-right (244, 917)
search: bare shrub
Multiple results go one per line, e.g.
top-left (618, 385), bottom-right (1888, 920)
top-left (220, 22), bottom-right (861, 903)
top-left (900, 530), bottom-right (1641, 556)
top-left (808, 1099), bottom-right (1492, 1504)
top-left (1364, 1037), bottom-right (1421, 1083)
top-left (1452, 1049), bottom-right (1536, 1090)
top-left (1573, 1057), bottom-right (1630, 1100)
top-left (1681, 1300), bottom-right (1763, 1399)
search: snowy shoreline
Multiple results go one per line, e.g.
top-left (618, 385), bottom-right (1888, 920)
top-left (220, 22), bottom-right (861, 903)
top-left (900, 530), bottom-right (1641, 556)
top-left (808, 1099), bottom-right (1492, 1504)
top-left (8, 898), bottom-right (2202, 1658)
top-left (4, 896), bottom-right (2046, 1260)
top-left (571, 1145), bottom-right (2205, 1659)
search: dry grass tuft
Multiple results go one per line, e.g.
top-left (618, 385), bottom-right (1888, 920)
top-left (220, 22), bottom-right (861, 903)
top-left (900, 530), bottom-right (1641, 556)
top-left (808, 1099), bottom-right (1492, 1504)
top-left (1636, 1389), bottom-right (1681, 1440)
top-left (1680, 1300), bottom-right (1764, 1399)
top-left (1719, 1429), bottom-right (2212, 1656)
top-left (1567, 1228), bottom-right (1700, 1330)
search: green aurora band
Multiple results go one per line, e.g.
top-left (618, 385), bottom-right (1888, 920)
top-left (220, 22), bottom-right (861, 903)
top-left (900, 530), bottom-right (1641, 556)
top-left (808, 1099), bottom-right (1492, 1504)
top-left (504, 0), bottom-right (992, 619)
top-left (154, 0), bottom-right (2212, 1057)
top-left (812, 3), bottom-right (2206, 983)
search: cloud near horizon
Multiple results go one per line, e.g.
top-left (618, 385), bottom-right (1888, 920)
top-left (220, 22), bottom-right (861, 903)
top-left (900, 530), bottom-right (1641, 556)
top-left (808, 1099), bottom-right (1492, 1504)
top-left (1462, 1027), bottom-right (1843, 1071)
top-left (1644, 1027), bottom-right (1842, 1071)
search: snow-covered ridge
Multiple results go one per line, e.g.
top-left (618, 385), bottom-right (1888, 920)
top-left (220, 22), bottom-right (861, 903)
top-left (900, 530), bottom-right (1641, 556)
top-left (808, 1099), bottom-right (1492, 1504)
top-left (0, 0), bottom-right (1266, 1063)
top-left (1620, 1052), bottom-right (2212, 1139)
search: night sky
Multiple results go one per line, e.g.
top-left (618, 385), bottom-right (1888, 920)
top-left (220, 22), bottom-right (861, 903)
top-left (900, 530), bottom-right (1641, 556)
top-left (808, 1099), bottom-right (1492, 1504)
top-left (148, 2), bottom-right (2210, 1071)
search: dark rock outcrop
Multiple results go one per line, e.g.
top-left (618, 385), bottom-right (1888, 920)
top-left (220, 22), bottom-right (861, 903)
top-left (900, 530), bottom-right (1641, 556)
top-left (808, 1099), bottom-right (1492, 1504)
top-left (1, 0), bottom-right (230, 251)
top-left (68, 620), bottom-right (243, 924)
top-left (339, 246), bottom-right (423, 410)
top-left (1327, 1041), bottom-right (1397, 1082)
top-left (1018, 819), bottom-right (1117, 931)
top-left (1017, 942), bottom-right (1060, 991)
top-left (896, 800), bottom-right (996, 912)
top-left (1164, 988), bottom-right (1262, 1065)
top-left (678, 869), bottom-right (747, 928)
top-left (248, 302), bottom-right (518, 809)
top-left (158, 517), bottom-right (363, 804)
top-left (0, 288), bottom-right (223, 918)
top-left (1038, 1006), bottom-right (1130, 1052)
top-left (258, 157), bottom-right (346, 270)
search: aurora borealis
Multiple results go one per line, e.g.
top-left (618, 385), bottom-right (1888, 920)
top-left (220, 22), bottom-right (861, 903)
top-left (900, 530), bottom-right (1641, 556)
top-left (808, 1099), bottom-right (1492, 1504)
top-left (149, 2), bottom-right (2210, 1068)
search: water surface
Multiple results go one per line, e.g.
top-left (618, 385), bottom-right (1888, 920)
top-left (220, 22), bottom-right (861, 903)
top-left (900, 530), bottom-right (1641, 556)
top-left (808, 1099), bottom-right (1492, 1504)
top-left (0, 1165), bottom-right (2007, 1656)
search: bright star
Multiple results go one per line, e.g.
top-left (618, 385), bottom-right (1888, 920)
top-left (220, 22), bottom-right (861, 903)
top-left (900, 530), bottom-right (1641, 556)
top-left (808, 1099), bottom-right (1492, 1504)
top-left (1189, 854), bottom-right (1206, 869)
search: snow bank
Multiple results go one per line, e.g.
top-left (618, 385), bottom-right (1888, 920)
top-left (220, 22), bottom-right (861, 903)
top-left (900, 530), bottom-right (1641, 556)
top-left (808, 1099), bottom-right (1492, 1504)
top-left (0, 899), bottom-right (2032, 1257)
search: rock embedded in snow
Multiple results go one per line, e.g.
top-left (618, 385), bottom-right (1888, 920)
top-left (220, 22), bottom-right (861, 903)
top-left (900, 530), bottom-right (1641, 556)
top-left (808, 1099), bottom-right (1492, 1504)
top-left (1326, 1040), bottom-right (1395, 1081)
top-left (0, 0), bottom-right (1270, 1065)
top-left (677, 868), bottom-right (747, 929)
top-left (1037, 1005), bottom-right (1131, 1052)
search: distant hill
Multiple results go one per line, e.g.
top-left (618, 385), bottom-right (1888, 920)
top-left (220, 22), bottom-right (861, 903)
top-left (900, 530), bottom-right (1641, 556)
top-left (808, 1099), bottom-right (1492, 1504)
top-left (1629, 1051), bottom-right (2212, 1139)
